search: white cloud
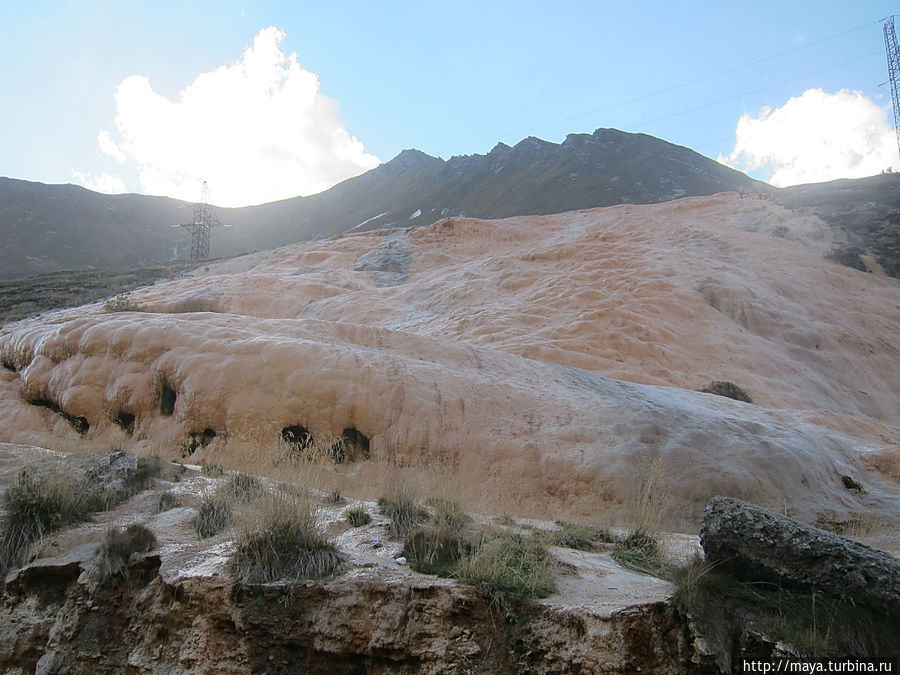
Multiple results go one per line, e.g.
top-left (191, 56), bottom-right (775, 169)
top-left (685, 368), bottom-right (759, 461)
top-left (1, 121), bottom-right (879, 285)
top-left (71, 170), bottom-right (127, 194)
top-left (87, 27), bottom-right (380, 207)
top-left (720, 88), bottom-right (899, 187)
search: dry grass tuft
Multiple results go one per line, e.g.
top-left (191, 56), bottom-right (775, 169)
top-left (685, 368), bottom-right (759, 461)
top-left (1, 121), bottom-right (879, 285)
top-left (0, 463), bottom-right (94, 575)
top-left (90, 523), bottom-right (157, 582)
top-left (455, 530), bottom-right (556, 600)
top-left (345, 506), bottom-right (371, 527)
top-left (378, 488), bottom-right (430, 539)
top-left (230, 494), bottom-right (344, 583)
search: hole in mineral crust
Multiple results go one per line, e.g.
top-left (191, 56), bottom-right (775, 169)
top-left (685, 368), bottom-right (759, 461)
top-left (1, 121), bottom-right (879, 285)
top-left (200, 428), bottom-right (217, 446)
top-left (340, 428), bottom-right (370, 462)
top-left (281, 425), bottom-right (313, 454)
top-left (115, 411), bottom-right (136, 435)
top-left (160, 383), bottom-right (176, 416)
top-left (29, 398), bottom-right (89, 434)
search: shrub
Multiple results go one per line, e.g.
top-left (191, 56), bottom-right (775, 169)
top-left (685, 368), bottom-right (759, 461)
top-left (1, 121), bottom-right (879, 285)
top-left (700, 381), bottom-right (753, 403)
top-left (345, 506), bottom-right (371, 527)
top-left (456, 530), bottom-right (556, 600)
top-left (103, 292), bottom-right (144, 313)
top-left (0, 464), bottom-right (94, 575)
top-left (230, 495), bottom-right (344, 583)
top-left (378, 490), bottom-right (429, 539)
top-left (194, 493), bottom-right (233, 538)
top-left (90, 523), bottom-right (157, 582)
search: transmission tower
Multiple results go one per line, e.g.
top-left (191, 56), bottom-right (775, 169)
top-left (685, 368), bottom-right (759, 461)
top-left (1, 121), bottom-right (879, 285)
top-left (884, 16), bottom-right (900, 160)
top-left (179, 181), bottom-right (222, 261)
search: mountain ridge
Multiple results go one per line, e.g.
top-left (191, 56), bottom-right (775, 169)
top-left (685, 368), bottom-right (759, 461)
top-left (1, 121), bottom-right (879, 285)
top-left (2, 127), bottom-right (898, 279)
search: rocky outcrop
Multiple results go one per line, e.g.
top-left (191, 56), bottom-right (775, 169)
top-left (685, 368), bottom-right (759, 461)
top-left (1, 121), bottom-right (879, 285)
top-left (700, 496), bottom-right (900, 613)
top-left (0, 554), bottom-right (712, 674)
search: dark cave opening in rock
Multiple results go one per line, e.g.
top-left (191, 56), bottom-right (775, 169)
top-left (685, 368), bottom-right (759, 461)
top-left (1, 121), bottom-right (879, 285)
top-left (281, 425), bottom-right (314, 455)
top-left (160, 383), bottom-right (176, 416)
top-left (114, 411), bottom-right (136, 435)
top-left (28, 397), bottom-right (89, 435)
top-left (338, 428), bottom-right (370, 463)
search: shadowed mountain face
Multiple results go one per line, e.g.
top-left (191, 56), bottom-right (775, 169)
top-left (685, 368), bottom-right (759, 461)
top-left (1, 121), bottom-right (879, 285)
top-left (778, 174), bottom-right (900, 277)
top-left (1, 129), bottom-right (768, 278)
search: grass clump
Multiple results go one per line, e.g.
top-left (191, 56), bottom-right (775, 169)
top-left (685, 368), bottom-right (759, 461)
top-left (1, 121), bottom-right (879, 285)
top-left (324, 488), bottom-right (345, 506)
top-left (90, 523), bottom-right (157, 582)
top-left (0, 464), bottom-right (94, 575)
top-left (194, 492), bottom-right (233, 538)
top-left (404, 526), bottom-right (470, 577)
top-left (223, 472), bottom-right (263, 503)
top-left (230, 495), bottom-right (344, 583)
top-left (700, 380), bottom-right (753, 403)
top-left (345, 506), bottom-right (371, 527)
top-left (153, 491), bottom-right (179, 514)
top-left (611, 529), bottom-right (672, 578)
top-left (378, 490), bottom-right (430, 539)
top-left (550, 520), bottom-right (618, 551)
top-left (123, 456), bottom-right (164, 495)
top-left (456, 530), bottom-right (556, 600)
top-left (670, 555), bottom-right (899, 663)
top-left (203, 463), bottom-right (225, 478)
top-left (427, 497), bottom-right (470, 531)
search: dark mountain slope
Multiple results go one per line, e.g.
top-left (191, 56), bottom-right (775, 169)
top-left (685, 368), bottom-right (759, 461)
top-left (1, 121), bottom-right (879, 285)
top-left (0, 127), bottom-right (813, 278)
top-left (777, 173), bottom-right (900, 276)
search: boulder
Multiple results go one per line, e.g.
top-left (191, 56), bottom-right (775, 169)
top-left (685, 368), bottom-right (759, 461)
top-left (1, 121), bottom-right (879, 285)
top-left (700, 496), bottom-right (900, 613)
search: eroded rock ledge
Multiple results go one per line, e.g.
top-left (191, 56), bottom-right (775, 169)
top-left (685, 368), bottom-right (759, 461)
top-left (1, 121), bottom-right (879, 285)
top-left (0, 554), bottom-right (710, 674)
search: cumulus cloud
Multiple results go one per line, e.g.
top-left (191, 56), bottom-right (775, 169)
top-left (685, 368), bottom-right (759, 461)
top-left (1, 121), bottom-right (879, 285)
top-left (720, 88), bottom-right (899, 187)
top-left (82, 27), bottom-right (380, 207)
top-left (71, 170), bottom-right (127, 194)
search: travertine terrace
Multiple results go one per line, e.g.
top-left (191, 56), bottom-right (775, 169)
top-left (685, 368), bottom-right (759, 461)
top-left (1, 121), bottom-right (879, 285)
top-left (1, 193), bottom-right (898, 525)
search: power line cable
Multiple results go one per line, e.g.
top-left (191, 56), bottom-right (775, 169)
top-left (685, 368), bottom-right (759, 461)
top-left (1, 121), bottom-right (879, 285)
top-left (434, 19), bottom-right (882, 156)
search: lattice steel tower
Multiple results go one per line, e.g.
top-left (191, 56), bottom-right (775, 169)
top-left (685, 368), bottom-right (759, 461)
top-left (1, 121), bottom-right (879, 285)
top-left (179, 181), bottom-right (222, 261)
top-left (884, 16), bottom-right (900, 160)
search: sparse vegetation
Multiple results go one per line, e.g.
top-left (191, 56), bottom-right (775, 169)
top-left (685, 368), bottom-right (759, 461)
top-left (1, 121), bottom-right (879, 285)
top-left (203, 463), bottom-right (225, 477)
top-left (550, 520), bottom-right (617, 551)
top-left (456, 530), bottom-right (556, 600)
top-left (103, 292), bottom-right (145, 313)
top-left (670, 555), bottom-right (899, 661)
top-left (230, 494), bottom-right (344, 583)
top-left (611, 529), bottom-right (672, 578)
top-left (193, 471), bottom-right (263, 538)
top-left (404, 525), bottom-right (470, 577)
top-left (427, 497), bottom-right (469, 531)
top-left (90, 523), bottom-right (157, 582)
top-left (345, 506), bottom-right (371, 527)
top-left (223, 472), bottom-right (263, 503)
top-left (324, 488), bottom-right (345, 506)
top-left (378, 489), bottom-right (430, 539)
top-left (153, 491), bottom-right (179, 513)
top-left (194, 492), bottom-right (233, 538)
top-left (0, 464), bottom-right (94, 575)
top-left (700, 380), bottom-right (753, 403)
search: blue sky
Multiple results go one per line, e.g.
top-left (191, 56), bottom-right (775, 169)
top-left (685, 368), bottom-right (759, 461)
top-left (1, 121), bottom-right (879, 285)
top-left (2, 1), bottom-right (899, 206)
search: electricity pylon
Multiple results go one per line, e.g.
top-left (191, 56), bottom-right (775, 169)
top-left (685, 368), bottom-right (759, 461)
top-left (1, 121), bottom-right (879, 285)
top-left (884, 16), bottom-right (900, 160)
top-left (179, 181), bottom-right (222, 261)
